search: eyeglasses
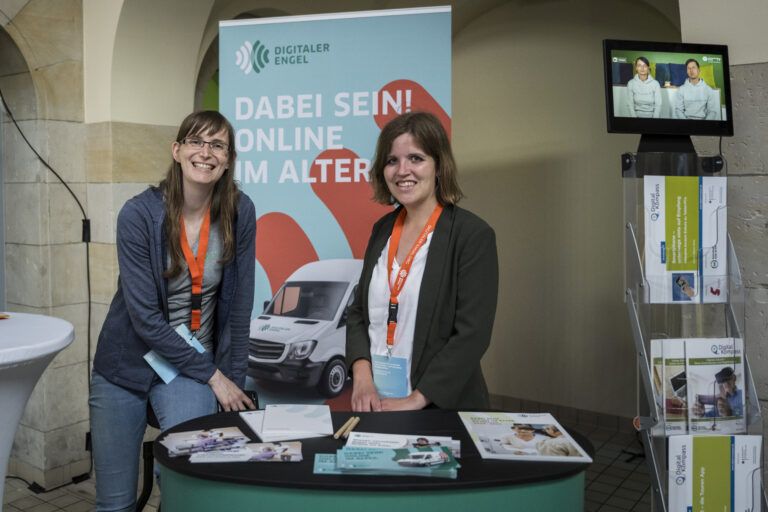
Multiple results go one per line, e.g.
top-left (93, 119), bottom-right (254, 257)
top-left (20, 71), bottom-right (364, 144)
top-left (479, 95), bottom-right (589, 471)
top-left (182, 137), bottom-right (230, 155)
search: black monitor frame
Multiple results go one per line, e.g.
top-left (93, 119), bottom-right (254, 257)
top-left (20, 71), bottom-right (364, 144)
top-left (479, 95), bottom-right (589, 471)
top-left (603, 39), bottom-right (734, 139)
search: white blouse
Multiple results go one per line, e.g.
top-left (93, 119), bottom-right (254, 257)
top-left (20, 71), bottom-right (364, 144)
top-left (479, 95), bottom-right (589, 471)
top-left (367, 232), bottom-right (433, 395)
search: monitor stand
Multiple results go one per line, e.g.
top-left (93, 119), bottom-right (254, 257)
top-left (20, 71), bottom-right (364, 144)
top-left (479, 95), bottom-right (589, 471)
top-left (636, 134), bottom-right (695, 154)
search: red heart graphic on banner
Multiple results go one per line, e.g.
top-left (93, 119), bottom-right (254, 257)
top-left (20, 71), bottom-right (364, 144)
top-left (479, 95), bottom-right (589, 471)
top-left (255, 212), bottom-right (318, 295)
top-left (374, 79), bottom-right (451, 138)
top-left (310, 148), bottom-right (392, 258)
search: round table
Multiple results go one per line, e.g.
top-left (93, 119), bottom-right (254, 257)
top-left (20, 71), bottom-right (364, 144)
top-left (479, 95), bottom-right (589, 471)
top-left (0, 312), bottom-right (74, 502)
top-left (156, 409), bottom-right (593, 511)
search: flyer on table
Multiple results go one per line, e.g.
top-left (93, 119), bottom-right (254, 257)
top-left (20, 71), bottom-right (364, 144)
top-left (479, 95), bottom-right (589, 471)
top-left (458, 412), bottom-right (592, 463)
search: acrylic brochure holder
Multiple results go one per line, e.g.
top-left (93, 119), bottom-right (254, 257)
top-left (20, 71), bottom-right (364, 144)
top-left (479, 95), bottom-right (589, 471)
top-left (622, 152), bottom-right (765, 512)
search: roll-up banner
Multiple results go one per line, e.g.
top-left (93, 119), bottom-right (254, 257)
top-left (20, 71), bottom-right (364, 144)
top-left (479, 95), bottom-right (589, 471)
top-left (220, 7), bottom-right (451, 404)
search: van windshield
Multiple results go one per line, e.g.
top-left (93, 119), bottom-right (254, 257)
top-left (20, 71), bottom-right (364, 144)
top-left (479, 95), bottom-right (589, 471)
top-left (266, 281), bottom-right (348, 321)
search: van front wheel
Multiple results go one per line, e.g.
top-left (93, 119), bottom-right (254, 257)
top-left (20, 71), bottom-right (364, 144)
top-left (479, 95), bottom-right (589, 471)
top-left (317, 358), bottom-right (347, 398)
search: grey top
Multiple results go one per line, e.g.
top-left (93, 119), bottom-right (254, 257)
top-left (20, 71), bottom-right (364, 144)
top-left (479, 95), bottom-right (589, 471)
top-left (167, 221), bottom-right (224, 352)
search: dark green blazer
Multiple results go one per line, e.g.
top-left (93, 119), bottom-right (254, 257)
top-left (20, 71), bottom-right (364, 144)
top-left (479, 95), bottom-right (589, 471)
top-left (346, 204), bottom-right (499, 409)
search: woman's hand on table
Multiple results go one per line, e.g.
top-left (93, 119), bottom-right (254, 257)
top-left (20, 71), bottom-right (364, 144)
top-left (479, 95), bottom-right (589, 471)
top-left (351, 359), bottom-right (382, 412)
top-left (208, 369), bottom-right (256, 411)
top-left (381, 389), bottom-right (429, 411)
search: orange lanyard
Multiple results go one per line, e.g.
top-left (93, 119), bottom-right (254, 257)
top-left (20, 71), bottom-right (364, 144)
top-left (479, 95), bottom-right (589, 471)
top-left (385, 204), bottom-right (443, 354)
top-left (180, 208), bottom-right (211, 331)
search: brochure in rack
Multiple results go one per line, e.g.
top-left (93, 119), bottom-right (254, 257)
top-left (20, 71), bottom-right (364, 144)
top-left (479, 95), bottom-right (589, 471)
top-left (458, 412), bottom-right (592, 463)
top-left (644, 175), bottom-right (727, 304)
top-left (685, 338), bottom-right (745, 435)
top-left (668, 435), bottom-right (761, 512)
top-left (651, 339), bottom-right (688, 435)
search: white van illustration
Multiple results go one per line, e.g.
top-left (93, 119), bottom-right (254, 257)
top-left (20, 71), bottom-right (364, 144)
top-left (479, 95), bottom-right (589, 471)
top-left (396, 451), bottom-right (448, 467)
top-left (248, 259), bottom-right (363, 397)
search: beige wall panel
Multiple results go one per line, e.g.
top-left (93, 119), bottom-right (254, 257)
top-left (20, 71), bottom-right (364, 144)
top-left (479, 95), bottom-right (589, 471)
top-left (0, 72), bottom-right (38, 122)
top-left (680, 0), bottom-right (768, 65)
top-left (11, 0), bottom-right (83, 66)
top-left (452, 0), bottom-right (678, 417)
top-left (85, 121), bottom-right (113, 182)
top-left (110, 0), bottom-right (215, 124)
top-left (4, 182), bottom-right (48, 244)
top-left (0, 0), bottom-right (29, 26)
top-left (46, 120), bottom-right (87, 182)
top-left (49, 243), bottom-right (87, 306)
top-left (50, 303), bottom-right (88, 368)
top-left (43, 421), bottom-right (90, 469)
top-left (49, 183), bottom-right (86, 245)
top-left (10, 424), bottom-right (43, 469)
top-left (1, 120), bottom-right (45, 183)
top-left (32, 61), bottom-right (84, 121)
top-left (5, 243), bottom-right (50, 307)
top-left (88, 242), bottom-right (117, 304)
top-left (110, 122), bottom-right (177, 183)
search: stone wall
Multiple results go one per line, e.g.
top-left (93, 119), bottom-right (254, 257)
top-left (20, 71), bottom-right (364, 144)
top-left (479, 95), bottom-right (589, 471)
top-left (1, 0), bottom-right (90, 488)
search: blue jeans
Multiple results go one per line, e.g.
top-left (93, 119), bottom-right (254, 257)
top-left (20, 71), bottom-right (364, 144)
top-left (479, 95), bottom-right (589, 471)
top-left (89, 369), bottom-right (217, 512)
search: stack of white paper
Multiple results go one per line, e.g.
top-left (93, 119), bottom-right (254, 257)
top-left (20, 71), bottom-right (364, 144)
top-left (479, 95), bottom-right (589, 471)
top-left (240, 404), bottom-right (333, 442)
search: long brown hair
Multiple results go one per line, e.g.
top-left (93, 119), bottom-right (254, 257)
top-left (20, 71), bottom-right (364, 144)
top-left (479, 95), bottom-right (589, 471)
top-left (161, 110), bottom-right (240, 278)
top-left (369, 112), bottom-right (463, 206)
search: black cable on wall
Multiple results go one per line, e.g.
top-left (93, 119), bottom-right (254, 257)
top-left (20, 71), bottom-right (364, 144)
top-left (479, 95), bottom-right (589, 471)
top-left (0, 85), bottom-right (93, 485)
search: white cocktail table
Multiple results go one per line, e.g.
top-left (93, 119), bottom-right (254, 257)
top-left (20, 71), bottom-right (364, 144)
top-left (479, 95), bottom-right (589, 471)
top-left (0, 312), bottom-right (74, 502)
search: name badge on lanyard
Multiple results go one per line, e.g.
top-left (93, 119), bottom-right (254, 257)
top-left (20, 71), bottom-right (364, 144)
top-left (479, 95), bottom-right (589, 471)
top-left (372, 354), bottom-right (408, 398)
top-left (180, 208), bottom-right (210, 331)
top-left (384, 204), bottom-right (443, 357)
top-left (373, 205), bottom-right (443, 397)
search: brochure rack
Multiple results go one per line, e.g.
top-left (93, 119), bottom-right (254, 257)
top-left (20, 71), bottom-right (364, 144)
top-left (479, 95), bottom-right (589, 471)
top-left (622, 152), bottom-right (765, 512)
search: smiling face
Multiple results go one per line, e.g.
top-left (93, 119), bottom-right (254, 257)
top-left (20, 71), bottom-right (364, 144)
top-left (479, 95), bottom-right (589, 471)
top-left (171, 128), bottom-right (230, 191)
top-left (383, 132), bottom-right (438, 213)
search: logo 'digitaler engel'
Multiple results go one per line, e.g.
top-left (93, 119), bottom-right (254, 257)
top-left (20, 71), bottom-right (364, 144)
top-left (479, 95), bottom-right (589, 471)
top-left (236, 40), bottom-right (270, 75)
top-left (235, 39), bottom-right (331, 75)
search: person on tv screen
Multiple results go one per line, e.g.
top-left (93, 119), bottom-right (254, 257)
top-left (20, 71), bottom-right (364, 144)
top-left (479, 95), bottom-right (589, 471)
top-left (346, 112), bottom-right (499, 412)
top-left (626, 56), bottom-right (661, 118)
top-left (674, 58), bottom-right (719, 120)
top-left (88, 110), bottom-right (256, 511)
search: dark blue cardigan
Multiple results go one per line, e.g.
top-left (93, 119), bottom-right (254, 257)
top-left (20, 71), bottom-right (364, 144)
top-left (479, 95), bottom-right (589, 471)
top-left (93, 187), bottom-right (255, 392)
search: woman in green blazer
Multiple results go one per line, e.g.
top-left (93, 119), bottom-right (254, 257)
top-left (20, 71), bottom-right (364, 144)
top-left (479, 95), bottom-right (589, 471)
top-left (346, 112), bottom-right (498, 411)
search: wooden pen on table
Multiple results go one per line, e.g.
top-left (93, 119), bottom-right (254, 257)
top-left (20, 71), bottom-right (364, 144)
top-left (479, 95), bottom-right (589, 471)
top-left (333, 416), bottom-right (356, 439)
top-left (342, 416), bottom-right (361, 439)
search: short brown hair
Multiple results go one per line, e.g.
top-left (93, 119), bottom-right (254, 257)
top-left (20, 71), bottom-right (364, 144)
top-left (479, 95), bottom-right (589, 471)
top-left (369, 112), bottom-right (463, 205)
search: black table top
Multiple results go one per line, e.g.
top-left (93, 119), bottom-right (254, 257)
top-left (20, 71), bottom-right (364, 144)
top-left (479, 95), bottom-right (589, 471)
top-left (154, 409), bottom-right (594, 492)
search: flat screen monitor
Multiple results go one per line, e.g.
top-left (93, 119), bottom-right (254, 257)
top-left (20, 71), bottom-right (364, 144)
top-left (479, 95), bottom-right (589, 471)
top-left (603, 39), bottom-right (733, 137)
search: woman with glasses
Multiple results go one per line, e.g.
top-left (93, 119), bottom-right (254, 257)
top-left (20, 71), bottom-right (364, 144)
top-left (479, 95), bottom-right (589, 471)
top-left (89, 110), bottom-right (256, 511)
top-left (346, 112), bottom-right (498, 412)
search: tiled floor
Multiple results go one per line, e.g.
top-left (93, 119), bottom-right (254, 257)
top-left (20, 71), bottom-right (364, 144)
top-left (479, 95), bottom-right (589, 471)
top-left (4, 419), bottom-right (652, 512)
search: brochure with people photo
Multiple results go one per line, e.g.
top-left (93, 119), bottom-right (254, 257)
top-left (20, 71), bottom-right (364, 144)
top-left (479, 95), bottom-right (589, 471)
top-left (685, 338), bottom-right (745, 435)
top-left (159, 427), bottom-right (249, 457)
top-left (189, 441), bottom-right (303, 463)
top-left (458, 412), bottom-right (592, 463)
top-left (651, 338), bottom-right (688, 435)
top-left (345, 431), bottom-right (461, 458)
